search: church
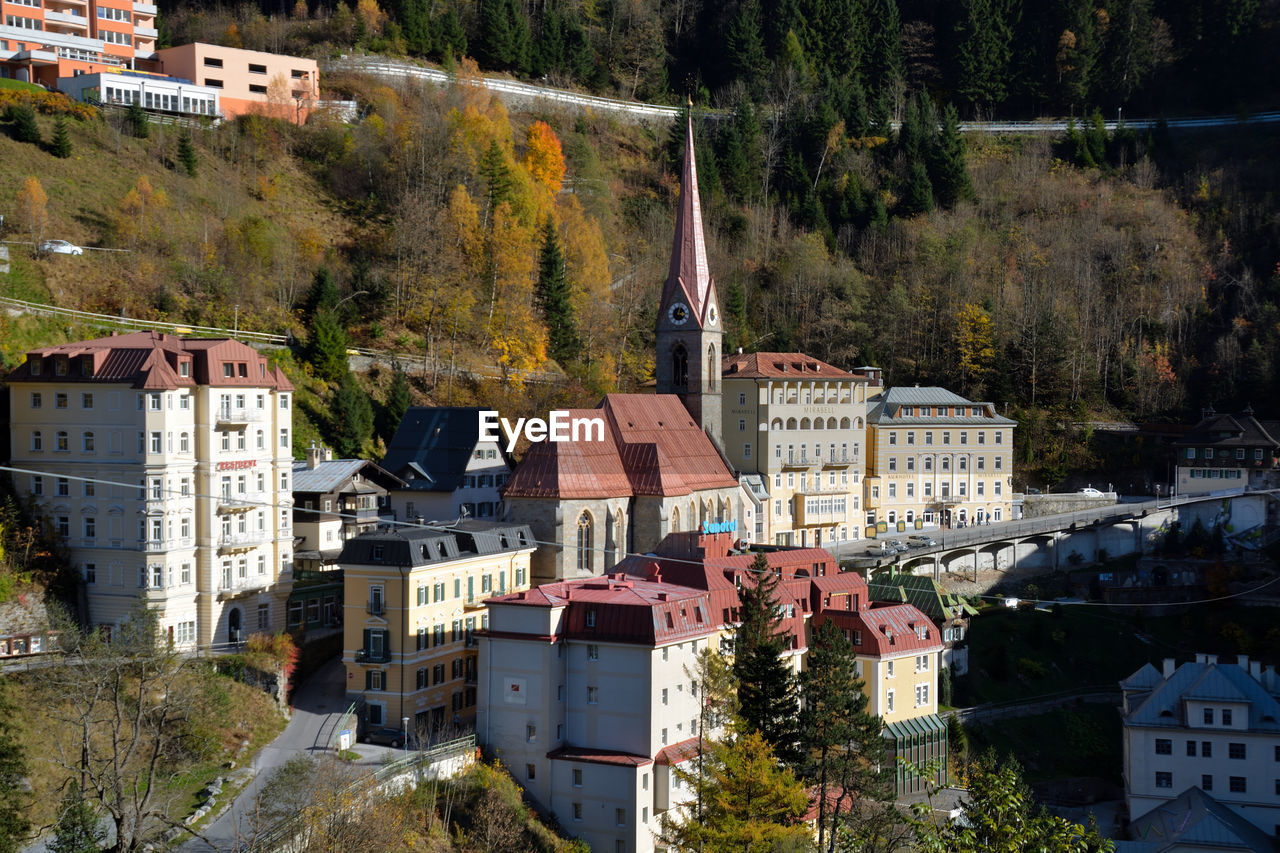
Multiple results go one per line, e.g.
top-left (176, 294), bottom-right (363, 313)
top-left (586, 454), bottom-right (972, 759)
top-left (503, 115), bottom-right (743, 584)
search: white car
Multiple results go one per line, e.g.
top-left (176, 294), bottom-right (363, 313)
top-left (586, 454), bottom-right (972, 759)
top-left (39, 239), bottom-right (83, 256)
top-left (1078, 487), bottom-right (1102, 497)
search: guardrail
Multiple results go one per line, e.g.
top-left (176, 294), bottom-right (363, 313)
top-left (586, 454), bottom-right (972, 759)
top-left (241, 734), bottom-right (477, 852)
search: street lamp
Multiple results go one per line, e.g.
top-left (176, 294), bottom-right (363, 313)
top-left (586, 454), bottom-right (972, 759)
top-left (402, 716), bottom-right (409, 753)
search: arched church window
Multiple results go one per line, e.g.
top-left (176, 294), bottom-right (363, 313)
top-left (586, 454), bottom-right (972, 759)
top-left (707, 345), bottom-right (717, 391)
top-left (577, 511), bottom-right (593, 574)
top-left (673, 345), bottom-right (688, 391)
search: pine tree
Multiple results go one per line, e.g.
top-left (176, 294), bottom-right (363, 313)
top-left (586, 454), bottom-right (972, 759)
top-left (177, 129), bottom-right (197, 177)
top-left (955, 0), bottom-right (1014, 113)
top-left (305, 309), bottom-right (350, 384)
top-left (725, 0), bottom-right (769, 98)
top-left (434, 8), bottom-right (467, 60)
top-left (865, 0), bottom-right (904, 93)
top-left (50, 116), bottom-right (72, 158)
top-left (733, 553), bottom-right (800, 765)
top-left (478, 0), bottom-right (530, 73)
top-left (8, 105), bottom-right (41, 145)
top-left (303, 266), bottom-right (339, 320)
top-left (0, 680), bottom-right (30, 853)
top-left (930, 103), bottom-right (973, 208)
top-left (378, 366), bottom-right (411, 442)
top-left (480, 140), bottom-right (515, 226)
top-left (903, 161), bottom-right (935, 215)
top-left (801, 618), bottom-right (861, 852)
top-left (534, 220), bottom-right (579, 364)
top-left (330, 373), bottom-right (374, 457)
top-left (48, 782), bottom-right (104, 853)
top-left (126, 101), bottom-right (149, 138)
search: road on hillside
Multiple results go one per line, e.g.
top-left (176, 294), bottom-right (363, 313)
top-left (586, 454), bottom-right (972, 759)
top-left (326, 56), bottom-right (1280, 134)
top-left (182, 656), bottom-right (402, 853)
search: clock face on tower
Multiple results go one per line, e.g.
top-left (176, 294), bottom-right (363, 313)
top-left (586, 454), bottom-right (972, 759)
top-left (668, 302), bottom-right (689, 325)
top-left (708, 302), bottom-right (718, 326)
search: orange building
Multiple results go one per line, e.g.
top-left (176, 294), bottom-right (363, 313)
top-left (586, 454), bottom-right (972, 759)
top-left (0, 0), bottom-right (155, 87)
top-left (155, 43), bottom-right (319, 122)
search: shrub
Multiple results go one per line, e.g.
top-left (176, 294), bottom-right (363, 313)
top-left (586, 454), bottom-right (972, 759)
top-left (6, 105), bottom-right (40, 144)
top-left (1016, 657), bottom-right (1048, 679)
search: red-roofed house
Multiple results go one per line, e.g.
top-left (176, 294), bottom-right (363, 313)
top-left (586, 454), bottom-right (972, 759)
top-left (5, 331), bottom-right (296, 648)
top-left (477, 530), bottom-right (944, 848)
top-left (502, 393), bottom-right (742, 584)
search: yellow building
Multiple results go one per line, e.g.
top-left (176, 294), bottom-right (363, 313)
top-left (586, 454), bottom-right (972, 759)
top-left (720, 353), bottom-right (879, 547)
top-left (341, 520), bottom-right (534, 742)
top-left (866, 386), bottom-right (1015, 533)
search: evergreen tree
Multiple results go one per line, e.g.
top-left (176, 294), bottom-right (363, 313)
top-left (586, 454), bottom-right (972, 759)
top-left (303, 266), bottom-right (340, 320)
top-left (126, 101), bottom-right (149, 138)
top-left (480, 140), bottom-right (515, 225)
top-left (955, 0), bottom-right (1014, 113)
top-left (725, 0), bottom-right (769, 98)
top-left (930, 103), bottom-right (973, 208)
top-left (801, 619), bottom-right (860, 852)
top-left (865, 0), bottom-right (904, 93)
top-left (434, 8), bottom-right (467, 60)
top-left (398, 0), bottom-right (434, 56)
top-left (0, 680), bottom-right (30, 853)
top-left (378, 366), bottom-right (411, 443)
top-left (50, 116), bottom-right (72, 158)
top-left (478, 0), bottom-right (530, 73)
top-left (534, 220), bottom-right (580, 364)
top-left (8, 105), bottom-right (40, 145)
top-left (177, 129), bottom-right (197, 177)
top-left (305, 309), bottom-right (350, 384)
top-left (903, 161), bottom-right (935, 215)
top-left (48, 782), bottom-right (105, 853)
top-left (330, 373), bottom-right (374, 457)
top-left (733, 553), bottom-right (800, 765)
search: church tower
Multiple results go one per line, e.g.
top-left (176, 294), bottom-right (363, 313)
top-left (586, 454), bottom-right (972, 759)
top-left (656, 113), bottom-right (723, 449)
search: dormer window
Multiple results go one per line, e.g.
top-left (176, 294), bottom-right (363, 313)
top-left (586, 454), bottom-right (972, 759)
top-left (54, 359), bottom-right (67, 376)
top-left (238, 363), bottom-right (248, 377)
top-left (223, 363), bottom-right (233, 378)
top-left (586, 609), bottom-right (597, 628)
top-left (29, 358), bottom-right (42, 376)
top-left (80, 359), bottom-right (93, 377)
top-left (179, 361), bottom-right (190, 378)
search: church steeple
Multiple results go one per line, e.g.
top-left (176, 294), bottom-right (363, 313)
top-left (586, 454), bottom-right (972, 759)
top-left (656, 111), bottom-right (723, 448)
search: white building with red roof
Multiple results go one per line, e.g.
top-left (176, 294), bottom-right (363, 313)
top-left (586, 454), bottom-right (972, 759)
top-left (502, 393), bottom-right (742, 585)
top-left (4, 331), bottom-right (296, 648)
top-left (478, 530), bottom-right (945, 849)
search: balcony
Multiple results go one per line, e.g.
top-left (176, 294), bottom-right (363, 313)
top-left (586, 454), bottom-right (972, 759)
top-left (782, 454), bottom-right (816, 468)
top-left (134, 24), bottom-right (158, 38)
top-left (354, 648), bottom-right (391, 664)
top-left (462, 596), bottom-right (485, 611)
top-left (215, 405), bottom-right (260, 425)
top-left (823, 454), bottom-right (854, 467)
top-left (217, 576), bottom-right (273, 599)
top-left (217, 531), bottom-right (269, 552)
top-left (45, 10), bottom-right (90, 30)
top-left (133, 1), bottom-right (158, 13)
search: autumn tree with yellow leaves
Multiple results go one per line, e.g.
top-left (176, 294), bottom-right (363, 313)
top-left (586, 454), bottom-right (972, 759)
top-left (15, 177), bottom-right (48, 252)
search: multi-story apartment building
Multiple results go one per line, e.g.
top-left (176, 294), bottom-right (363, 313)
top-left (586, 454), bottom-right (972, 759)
top-left (866, 386), bottom-right (1016, 531)
top-left (155, 42), bottom-right (319, 121)
top-left (341, 521), bottom-right (534, 741)
top-left (381, 407), bottom-right (511, 525)
top-left (1173, 407), bottom-right (1279, 496)
top-left (721, 352), bottom-right (877, 547)
top-left (1121, 654), bottom-right (1280, 836)
top-left (478, 529), bottom-right (943, 850)
top-left (868, 567), bottom-right (975, 676)
top-left (1, 0), bottom-right (156, 87)
top-left (4, 331), bottom-right (295, 648)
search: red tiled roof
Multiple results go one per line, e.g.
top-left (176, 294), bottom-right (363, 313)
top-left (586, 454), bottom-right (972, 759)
top-left (655, 737), bottom-right (702, 766)
top-left (816, 603), bottom-right (944, 657)
top-left (5, 331), bottom-right (289, 391)
top-left (722, 351), bottom-right (858, 379)
top-left (547, 746), bottom-right (653, 767)
top-left (503, 394), bottom-right (737, 500)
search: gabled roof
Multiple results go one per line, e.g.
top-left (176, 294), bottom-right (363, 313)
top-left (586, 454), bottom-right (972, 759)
top-left (1121, 786), bottom-right (1275, 852)
top-left (291, 458), bottom-right (405, 495)
top-left (1120, 663), bottom-right (1163, 692)
top-left (1173, 411), bottom-right (1279, 449)
top-left (721, 351), bottom-right (858, 380)
top-left (817, 603), bottom-right (944, 657)
top-left (338, 521), bottom-right (535, 569)
top-left (503, 394), bottom-right (737, 500)
top-left (1123, 659), bottom-right (1280, 729)
top-left (381, 407), bottom-right (507, 494)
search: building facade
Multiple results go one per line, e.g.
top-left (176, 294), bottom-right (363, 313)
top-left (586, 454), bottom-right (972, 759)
top-left (154, 42), bottom-right (318, 121)
top-left (866, 386), bottom-right (1016, 532)
top-left (1, 0), bottom-right (155, 87)
top-left (1173, 407), bottom-right (1279, 496)
top-left (868, 567), bottom-right (975, 676)
top-left (341, 521), bottom-right (534, 740)
top-left (4, 332), bottom-right (295, 648)
top-left (55, 69), bottom-right (220, 117)
top-left (381, 407), bottom-right (511, 525)
top-left (1121, 654), bottom-right (1280, 836)
top-left (721, 352), bottom-right (876, 547)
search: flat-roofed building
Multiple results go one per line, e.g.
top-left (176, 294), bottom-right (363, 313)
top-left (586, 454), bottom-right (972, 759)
top-left (155, 42), bottom-right (318, 122)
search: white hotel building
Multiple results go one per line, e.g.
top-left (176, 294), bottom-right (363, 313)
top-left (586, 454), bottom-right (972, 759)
top-left (4, 332), bottom-right (295, 647)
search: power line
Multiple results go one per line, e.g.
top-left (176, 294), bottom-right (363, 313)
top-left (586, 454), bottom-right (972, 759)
top-left (2, 463), bottom-right (1274, 609)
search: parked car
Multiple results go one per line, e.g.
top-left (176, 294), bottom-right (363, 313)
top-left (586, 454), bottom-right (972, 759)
top-left (38, 239), bottom-right (83, 256)
top-left (1078, 487), bottom-right (1103, 497)
top-left (1024, 487), bottom-right (1042, 495)
top-left (361, 726), bottom-right (409, 748)
top-left (867, 541), bottom-right (893, 557)
top-left (906, 534), bottom-right (937, 547)
top-left (888, 539), bottom-right (909, 553)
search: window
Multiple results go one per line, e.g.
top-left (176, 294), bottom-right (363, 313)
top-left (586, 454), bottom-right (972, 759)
top-left (1204, 708), bottom-right (1214, 725)
top-left (1229, 776), bottom-right (1246, 793)
top-left (588, 644), bottom-right (599, 661)
top-left (1202, 774), bottom-right (1213, 791)
top-left (915, 654), bottom-right (930, 672)
top-left (30, 431), bottom-right (41, 452)
top-left (1155, 739), bottom-right (1172, 755)
top-left (886, 690), bottom-right (894, 712)
top-left (1202, 742), bottom-right (1212, 758)
top-left (616, 808), bottom-right (626, 827)
top-left (32, 476), bottom-right (42, 496)
top-left (1187, 740), bottom-right (1197, 757)
top-left (527, 724), bottom-right (537, 743)
top-left (572, 803), bottom-right (582, 821)
top-left (83, 431), bottom-right (95, 452)
top-left (55, 392), bottom-right (68, 409)
top-left (280, 429), bottom-right (289, 448)
top-left (886, 660), bottom-right (894, 677)
top-left (249, 62), bottom-right (267, 74)
top-left (587, 686), bottom-right (599, 704)
top-left (30, 392), bottom-right (41, 409)
top-left (56, 431), bottom-right (69, 451)
top-left (1229, 743), bottom-right (1246, 760)
top-left (573, 768), bottom-right (582, 787)
top-left (1155, 772), bottom-right (1172, 789)
top-left (249, 84), bottom-right (267, 94)
top-left (203, 56), bottom-right (224, 67)
top-left (83, 517), bottom-right (95, 539)
top-left (1222, 709), bottom-right (1233, 726)
top-left (57, 477), bottom-right (69, 496)
top-left (915, 684), bottom-right (929, 706)
top-left (149, 432), bottom-right (161, 453)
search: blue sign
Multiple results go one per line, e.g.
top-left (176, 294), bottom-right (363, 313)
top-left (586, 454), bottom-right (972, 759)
top-left (701, 519), bottom-right (738, 535)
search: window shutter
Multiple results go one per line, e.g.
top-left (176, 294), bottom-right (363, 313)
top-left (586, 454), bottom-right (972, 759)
top-left (365, 670), bottom-right (373, 690)
top-left (362, 628), bottom-right (370, 652)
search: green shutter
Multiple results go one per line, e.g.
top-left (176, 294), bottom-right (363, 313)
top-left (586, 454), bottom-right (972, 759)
top-left (365, 670), bottom-right (373, 690)
top-left (362, 628), bottom-right (370, 653)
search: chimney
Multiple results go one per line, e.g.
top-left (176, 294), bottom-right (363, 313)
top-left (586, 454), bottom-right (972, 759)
top-left (1250, 660), bottom-right (1262, 680)
top-left (1207, 654), bottom-right (1217, 665)
top-left (737, 347), bottom-right (743, 354)
top-left (1195, 653), bottom-right (1207, 664)
top-left (1237, 654), bottom-right (1249, 669)
top-left (1162, 658), bottom-right (1176, 679)
top-left (305, 442), bottom-right (322, 469)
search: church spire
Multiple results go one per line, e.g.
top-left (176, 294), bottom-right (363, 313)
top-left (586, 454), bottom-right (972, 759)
top-left (661, 111), bottom-right (717, 328)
